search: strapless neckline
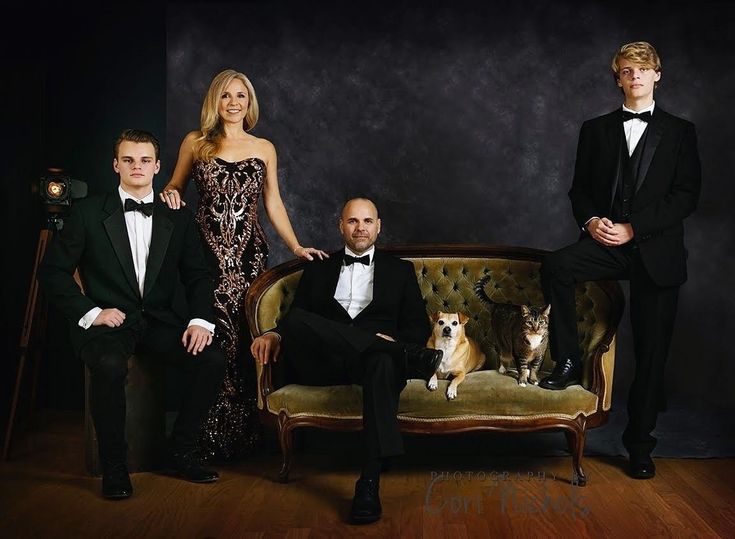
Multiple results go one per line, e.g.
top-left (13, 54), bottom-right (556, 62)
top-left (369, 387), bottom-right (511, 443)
top-left (214, 156), bottom-right (266, 167)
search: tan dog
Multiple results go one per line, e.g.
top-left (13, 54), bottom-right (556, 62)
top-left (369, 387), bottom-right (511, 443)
top-left (426, 311), bottom-right (486, 400)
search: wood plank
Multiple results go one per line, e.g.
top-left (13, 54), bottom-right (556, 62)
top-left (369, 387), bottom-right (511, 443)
top-left (1, 412), bottom-right (734, 538)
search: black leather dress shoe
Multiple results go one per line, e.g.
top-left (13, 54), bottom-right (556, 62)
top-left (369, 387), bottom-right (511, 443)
top-left (629, 454), bottom-right (656, 479)
top-left (171, 450), bottom-right (219, 483)
top-left (350, 477), bottom-right (381, 524)
top-left (539, 358), bottom-right (582, 390)
top-left (405, 346), bottom-right (443, 380)
top-left (102, 461), bottom-right (133, 499)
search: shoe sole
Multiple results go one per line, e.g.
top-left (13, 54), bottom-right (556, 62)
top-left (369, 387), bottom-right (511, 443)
top-left (350, 514), bottom-right (382, 525)
top-left (183, 476), bottom-right (219, 483)
top-left (630, 472), bottom-right (655, 479)
top-left (102, 492), bottom-right (132, 499)
top-left (539, 379), bottom-right (581, 390)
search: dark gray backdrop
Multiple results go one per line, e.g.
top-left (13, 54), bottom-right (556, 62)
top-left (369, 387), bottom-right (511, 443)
top-left (166, 0), bottom-right (735, 457)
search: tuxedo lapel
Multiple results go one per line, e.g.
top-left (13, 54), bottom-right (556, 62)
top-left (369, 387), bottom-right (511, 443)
top-left (606, 110), bottom-right (625, 211)
top-left (143, 204), bottom-right (174, 298)
top-left (102, 193), bottom-right (140, 299)
top-left (636, 110), bottom-right (664, 193)
top-left (354, 251), bottom-right (384, 320)
top-left (326, 251), bottom-right (349, 314)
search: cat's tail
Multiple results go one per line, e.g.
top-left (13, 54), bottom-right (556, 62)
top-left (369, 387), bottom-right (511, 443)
top-left (473, 274), bottom-right (497, 308)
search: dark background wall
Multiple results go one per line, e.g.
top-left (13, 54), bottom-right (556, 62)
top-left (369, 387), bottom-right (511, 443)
top-left (3, 0), bottom-right (734, 457)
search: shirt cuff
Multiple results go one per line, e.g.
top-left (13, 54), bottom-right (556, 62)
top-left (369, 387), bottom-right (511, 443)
top-left (583, 216), bottom-right (600, 231)
top-left (263, 330), bottom-right (281, 341)
top-left (188, 318), bottom-right (215, 334)
top-left (79, 307), bottom-right (102, 329)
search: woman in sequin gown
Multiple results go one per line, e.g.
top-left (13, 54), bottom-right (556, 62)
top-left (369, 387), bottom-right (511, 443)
top-left (160, 69), bottom-right (327, 460)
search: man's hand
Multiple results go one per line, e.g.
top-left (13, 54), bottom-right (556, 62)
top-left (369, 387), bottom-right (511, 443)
top-left (251, 333), bottom-right (281, 365)
top-left (588, 217), bottom-right (634, 247)
top-left (376, 333), bottom-right (396, 342)
top-left (182, 324), bottom-right (214, 355)
top-left (93, 308), bottom-right (126, 328)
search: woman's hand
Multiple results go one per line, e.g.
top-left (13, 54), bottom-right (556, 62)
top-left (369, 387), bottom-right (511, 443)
top-left (159, 188), bottom-right (186, 209)
top-left (294, 246), bottom-right (329, 261)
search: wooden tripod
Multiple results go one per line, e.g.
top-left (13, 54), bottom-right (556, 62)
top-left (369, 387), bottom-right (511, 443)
top-left (2, 214), bottom-right (64, 460)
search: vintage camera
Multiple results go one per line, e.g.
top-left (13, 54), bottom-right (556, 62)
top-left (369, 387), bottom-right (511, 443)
top-left (36, 168), bottom-right (88, 208)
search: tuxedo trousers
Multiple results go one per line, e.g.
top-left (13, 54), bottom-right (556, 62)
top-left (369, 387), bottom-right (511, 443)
top-left (79, 317), bottom-right (226, 464)
top-left (279, 307), bottom-right (408, 460)
top-left (540, 237), bottom-right (679, 456)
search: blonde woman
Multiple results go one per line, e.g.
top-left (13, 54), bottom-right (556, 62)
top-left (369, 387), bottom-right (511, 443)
top-left (161, 69), bottom-right (326, 459)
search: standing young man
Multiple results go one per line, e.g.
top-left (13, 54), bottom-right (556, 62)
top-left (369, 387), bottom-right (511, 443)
top-left (539, 42), bottom-right (701, 479)
top-left (39, 129), bottom-right (226, 498)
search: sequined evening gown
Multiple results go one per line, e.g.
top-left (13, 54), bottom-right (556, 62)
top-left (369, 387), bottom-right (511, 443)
top-left (192, 156), bottom-right (267, 460)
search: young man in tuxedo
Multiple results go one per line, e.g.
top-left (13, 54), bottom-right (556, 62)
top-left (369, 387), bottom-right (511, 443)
top-left (539, 42), bottom-right (701, 479)
top-left (39, 129), bottom-right (226, 499)
top-left (251, 197), bottom-right (442, 524)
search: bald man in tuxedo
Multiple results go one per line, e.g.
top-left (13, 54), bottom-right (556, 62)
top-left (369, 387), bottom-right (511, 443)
top-left (251, 197), bottom-right (441, 524)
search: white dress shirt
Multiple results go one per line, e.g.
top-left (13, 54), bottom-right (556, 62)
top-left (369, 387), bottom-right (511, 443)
top-left (79, 187), bottom-right (214, 333)
top-left (623, 101), bottom-right (655, 156)
top-left (334, 246), bottom-right (375, 318)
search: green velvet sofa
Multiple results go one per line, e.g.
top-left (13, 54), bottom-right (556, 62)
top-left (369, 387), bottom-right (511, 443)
top-left (244, 244), bottom-right (624, 485)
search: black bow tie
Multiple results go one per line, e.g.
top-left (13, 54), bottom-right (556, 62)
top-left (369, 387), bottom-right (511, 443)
top-left (622, 110), bottom-right (652, 123)
top-left (124, 198), bottom-right (154, 217)
top-left (344, 253), bottom-right (370, 266)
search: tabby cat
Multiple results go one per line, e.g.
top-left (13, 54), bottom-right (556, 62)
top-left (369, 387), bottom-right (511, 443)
top-left (474, 274), bottom-right (551, 386)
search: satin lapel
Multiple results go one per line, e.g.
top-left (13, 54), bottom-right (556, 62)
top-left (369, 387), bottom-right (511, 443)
top-left (635, 111), bottom-right (664, 193)
top-left (102, 193), bottom-right (140, 299)
top-left (607, 111), bottom-right (624, 211)
top-left (143, 204), bottom-right (173, 298)
top-left (327, 251), bottom-right (348, 313)
top-left (355, 251), bottom-right (383, 319)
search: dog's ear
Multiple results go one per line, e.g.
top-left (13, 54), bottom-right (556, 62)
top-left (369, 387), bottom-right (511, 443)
top-left (458, 312), bottom-right (469, 325)
top-left (430, 311), bottom-right (440, 324)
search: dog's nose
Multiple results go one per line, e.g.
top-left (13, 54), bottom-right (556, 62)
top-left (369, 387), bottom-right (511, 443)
top-left (442, 327), bottom-right (452, 336)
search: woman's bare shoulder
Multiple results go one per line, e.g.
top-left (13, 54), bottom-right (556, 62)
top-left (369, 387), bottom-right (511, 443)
top-left (252, 135), bottom-right (276, 156)
top-left (183, 130), bottom-right (203, 143)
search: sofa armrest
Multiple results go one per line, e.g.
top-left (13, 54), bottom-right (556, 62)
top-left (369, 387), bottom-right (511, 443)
top-left (245, 260), bottom-right (306, 411)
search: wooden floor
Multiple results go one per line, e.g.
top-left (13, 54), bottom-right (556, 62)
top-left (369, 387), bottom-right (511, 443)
top-left (1, 411), bottom-right (734, 538)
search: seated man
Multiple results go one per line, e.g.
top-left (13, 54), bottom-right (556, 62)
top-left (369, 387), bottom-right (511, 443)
top-left (251, 197), bottom-right (442, 525)
top-left (39, 129), bottom-right (226, 499)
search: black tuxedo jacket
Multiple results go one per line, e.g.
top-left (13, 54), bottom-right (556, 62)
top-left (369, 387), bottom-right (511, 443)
top-left (568, 106), bottom-right (701, 286)
top-left (281, 249), bottom-right (431, 346)
top-left (39, 191), bottom-right (216, 353)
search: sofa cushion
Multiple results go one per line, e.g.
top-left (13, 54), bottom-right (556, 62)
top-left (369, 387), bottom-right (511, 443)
top-left (266, 370), bottom-right (598, 421)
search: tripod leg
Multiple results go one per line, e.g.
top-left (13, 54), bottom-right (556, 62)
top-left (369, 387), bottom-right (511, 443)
top-left (2, 229), bottom-right (51, 461)
top-left (3, 352), bottom-right (29, 461)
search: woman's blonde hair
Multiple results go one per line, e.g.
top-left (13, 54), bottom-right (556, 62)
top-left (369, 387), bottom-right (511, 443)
top-left (193, 69), bottom-right (260, 161)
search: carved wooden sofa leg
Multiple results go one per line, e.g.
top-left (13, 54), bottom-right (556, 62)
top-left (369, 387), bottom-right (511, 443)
top-left (564, 417), bottom-right (588, 486)
top-left (277, 412), bottom-right (293, 483)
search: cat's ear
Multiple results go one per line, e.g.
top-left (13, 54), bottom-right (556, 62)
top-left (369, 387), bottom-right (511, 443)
top-left (458, 312), bottom-right (469, 325)
top-left (543, 304), bottom-right (551, 316)
top-left (521, 305), bottom-right (531, 316)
